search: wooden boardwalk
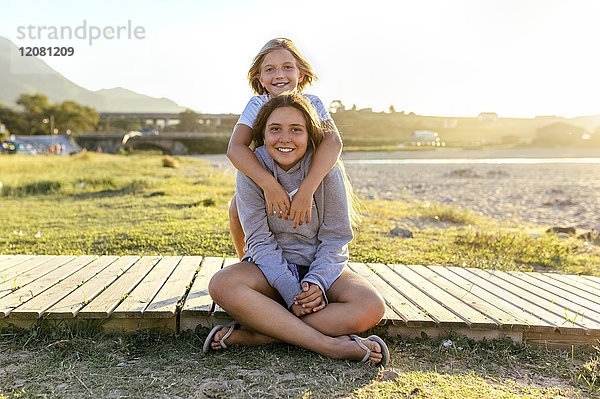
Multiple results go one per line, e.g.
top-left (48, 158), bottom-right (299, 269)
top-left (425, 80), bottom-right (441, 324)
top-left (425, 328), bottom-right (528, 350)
top-left (1, 255), bottom-right (600, 349)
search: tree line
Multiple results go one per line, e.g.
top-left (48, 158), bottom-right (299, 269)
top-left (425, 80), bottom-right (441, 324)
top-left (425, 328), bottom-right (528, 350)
top-left (0, 94), bottom-right (99, 137)
top-left (0, 94), bottom-right (219, 137)
top-left (4, 94), bottom-right (598, 149)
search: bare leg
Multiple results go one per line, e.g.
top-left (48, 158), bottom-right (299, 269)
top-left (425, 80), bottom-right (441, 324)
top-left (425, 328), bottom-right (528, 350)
top-left (210, 269), bottom-right (384, 347)
top-left (228, 196), bottom-right (246, 260)
top-left (208, 262), bottom-right (385, 363)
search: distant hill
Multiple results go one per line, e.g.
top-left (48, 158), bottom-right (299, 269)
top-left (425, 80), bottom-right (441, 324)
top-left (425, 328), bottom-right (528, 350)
top-left (0, 37), bottom-right (187, 113)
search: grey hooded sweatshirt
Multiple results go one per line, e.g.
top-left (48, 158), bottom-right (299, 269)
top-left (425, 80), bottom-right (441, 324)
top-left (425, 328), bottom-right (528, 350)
top-left (235, 145), bottom-right (354, 308)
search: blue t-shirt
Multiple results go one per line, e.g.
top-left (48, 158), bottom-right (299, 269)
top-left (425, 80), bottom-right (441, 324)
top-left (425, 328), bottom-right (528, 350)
top-left (237, 94), bottom-right (332, 128)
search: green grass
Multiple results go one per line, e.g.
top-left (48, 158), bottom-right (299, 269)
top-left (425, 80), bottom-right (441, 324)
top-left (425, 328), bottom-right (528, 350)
top-left (0, 326), bottom-right (596, 398)
top-left (2, 153), bottom-right (600, 397)
top-left (351, 200), bottom-right (600, 275)
top-left (1, 153), bottom-right (599, 275)
top-left (1, 153), bottom-right (235, 256)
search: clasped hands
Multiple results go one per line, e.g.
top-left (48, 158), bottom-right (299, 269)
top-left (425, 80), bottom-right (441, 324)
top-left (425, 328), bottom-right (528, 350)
top-left (290, 281), bottom-right (326, 317)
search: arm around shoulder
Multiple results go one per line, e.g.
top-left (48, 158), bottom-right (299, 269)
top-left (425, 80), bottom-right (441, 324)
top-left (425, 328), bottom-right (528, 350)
top-left (227, 123), bottom-right (252, 169)
top-left (228, 124), bottom-right (282, 193)
top-left (321, 120), bottom-right (342, 157)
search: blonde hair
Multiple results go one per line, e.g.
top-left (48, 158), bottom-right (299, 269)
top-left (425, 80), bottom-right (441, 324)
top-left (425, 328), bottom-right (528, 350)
top-left (248, 38), bottom-right (316, 95)
top-left (251, 94), bottom-right (362, 227)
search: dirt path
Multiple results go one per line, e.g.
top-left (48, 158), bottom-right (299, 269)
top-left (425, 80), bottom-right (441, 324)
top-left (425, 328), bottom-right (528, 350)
top-left (345, 161), bottom-right (600, 230)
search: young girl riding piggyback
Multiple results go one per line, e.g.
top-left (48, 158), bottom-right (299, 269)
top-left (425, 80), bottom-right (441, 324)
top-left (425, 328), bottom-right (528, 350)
top-left (203, 39), bottom-right (390, 366)
top-left (227, 38), bottom-right (343, 259)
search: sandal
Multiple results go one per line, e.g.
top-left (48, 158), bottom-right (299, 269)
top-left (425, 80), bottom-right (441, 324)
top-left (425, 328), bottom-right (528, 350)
top-left (349, 334), bottom-right (390, 367)
top-left (203, 322), bottom-right (238, 354)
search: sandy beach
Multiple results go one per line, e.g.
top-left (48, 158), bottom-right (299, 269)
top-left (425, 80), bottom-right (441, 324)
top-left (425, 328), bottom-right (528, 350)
top-left (198, 148), bottom-right (600, 231)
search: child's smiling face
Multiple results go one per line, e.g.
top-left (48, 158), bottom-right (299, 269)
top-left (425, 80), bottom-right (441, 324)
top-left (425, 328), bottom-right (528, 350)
top-left (264, 106), bottom-right (308, 171)
top-left (259, 49), bottom-right (305, 96)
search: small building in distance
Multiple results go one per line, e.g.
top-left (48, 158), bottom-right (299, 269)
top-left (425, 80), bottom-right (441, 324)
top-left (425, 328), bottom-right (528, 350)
top-left (478, 112), bottom-right (498, 122)
top-left (409, 130), bottom-right (444, 147)
top-left (534, 122), bottom-right (587, 146)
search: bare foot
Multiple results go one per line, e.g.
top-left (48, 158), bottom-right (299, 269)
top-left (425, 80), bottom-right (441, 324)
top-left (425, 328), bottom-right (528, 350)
top-left (335, 335), bottom-right (384, 364)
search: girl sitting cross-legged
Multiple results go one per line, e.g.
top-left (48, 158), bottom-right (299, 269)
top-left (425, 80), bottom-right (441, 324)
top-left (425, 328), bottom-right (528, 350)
top-left (205, 94), bottom-right (389, 366)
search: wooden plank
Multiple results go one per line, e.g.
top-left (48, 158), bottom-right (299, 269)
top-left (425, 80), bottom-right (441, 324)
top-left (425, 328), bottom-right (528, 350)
top-left (457, 268), bottom-right (589, 334)
top-left (555, 274), bottom-right (600, 296)
top-left (392, 265), bottom-right (499, 329)
top-left (0, 256), bottom-right (15, 267)
top-left (0, 256), bottom-right (76, 298)
top-left (144, 256), bottom-right (202, 318)
top-left (9, 256), bottom-right (116, 319)
top-left (0, 255), bottom-right (55, 276)
top-left (414, 265), bottom-right (532, 330)
top-left (449, 267), bottom-right (574, 332)
top-left (111, 256), bottom-right (182, 318)
top-left (367, 263), bottom-right (468, 327)
top-left (101, 317), bottom-right (175, 334)
top-left (387, 325), bottom-right (524, 344)
top-left (348, 262), bottom-right (434, 326)
top-left (181, 257), bottom-right (224, 316)
top-left (468, 268), bottom-right (600, 333)
top-left (576, 275), bottom-right (600, 289)
top-left (0, 318), bottom-right (106, 332)
top-left (223, 257), bottom-right (239, 267)
top-left (0, 255), bottom-right (57, 285)
top-left (45, 256), bottom-right (138, 318)
top-left (0, 256), bottom-right (96, 318)
top-left (523, 331), bottom-right (600, 350)
top-left (428, 266), bottom-right (554, 332)
top-left (528, 273), bottom-right (600, 304)
top-left (347, 263), bottom-right (401, 322)
top-left (508, 271), bottom-right (600, 319)
top-left (0, 255), bottom-right (34, 272)
top-left (78, 256), bottom-right (159, 318)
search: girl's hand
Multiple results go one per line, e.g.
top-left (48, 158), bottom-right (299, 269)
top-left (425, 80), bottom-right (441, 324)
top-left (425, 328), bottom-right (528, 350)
top-left (264, 180), bottom-right (290, 219)
top-left (290, 303), bottom-right (313, 317)
top-left (294, 282), bottom-right (326, 313)
top-left (289, 187), bottom-right (312, 228)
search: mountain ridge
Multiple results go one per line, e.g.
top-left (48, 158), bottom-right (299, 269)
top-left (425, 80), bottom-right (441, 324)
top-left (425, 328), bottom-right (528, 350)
top-left (0, 37), bottom-right (188, 113)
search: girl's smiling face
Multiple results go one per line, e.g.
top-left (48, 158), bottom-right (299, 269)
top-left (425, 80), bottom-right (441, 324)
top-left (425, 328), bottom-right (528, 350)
top-left (264, 106), bottom-right (308, 171)
top-left (259, 49), bottom-right (305, 96)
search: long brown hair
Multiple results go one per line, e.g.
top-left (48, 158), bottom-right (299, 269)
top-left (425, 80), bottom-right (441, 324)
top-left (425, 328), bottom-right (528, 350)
top-left (248, 38), bottom-right (316, 95)
top-left (251, 94), bottom-right (362, 227)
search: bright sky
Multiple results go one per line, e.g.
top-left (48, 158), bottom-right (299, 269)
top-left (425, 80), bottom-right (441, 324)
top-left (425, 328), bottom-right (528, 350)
top-left (3, 0), bottom-right (600, 118)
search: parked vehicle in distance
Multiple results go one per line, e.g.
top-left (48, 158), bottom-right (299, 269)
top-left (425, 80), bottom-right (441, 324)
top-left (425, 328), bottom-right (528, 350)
top-left (1, 141), bottom-right (37, 155)
top-left (139, 128), bottom-right (159, 135)
top-left (409, 130), bottom-right (445, 147)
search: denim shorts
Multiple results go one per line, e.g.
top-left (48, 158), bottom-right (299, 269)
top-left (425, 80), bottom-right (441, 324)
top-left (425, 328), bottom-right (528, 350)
top-left (243, 256), bottom-right (309, 282)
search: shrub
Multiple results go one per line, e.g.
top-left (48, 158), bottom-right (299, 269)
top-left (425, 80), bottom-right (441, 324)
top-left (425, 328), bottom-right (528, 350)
top-left (2, 180), bottom-right (63, 196)
top-left (122, 179), bottom-right (154, 195)
top-left (179, 136), bottom-right (230, 154)
top-left (421, 202), bottom-right (477, 225)
top-left (162, 155), bottom-right (179, 168)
